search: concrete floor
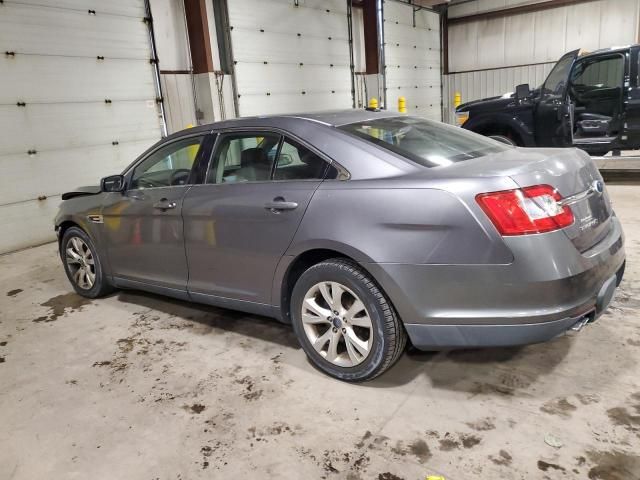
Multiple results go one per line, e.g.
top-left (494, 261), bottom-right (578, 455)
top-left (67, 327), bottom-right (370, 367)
top-left (1, 186), bottom-right (640, 480)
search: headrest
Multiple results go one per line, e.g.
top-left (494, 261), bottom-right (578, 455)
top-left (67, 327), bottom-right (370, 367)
top-left (240, 148), bottom-right (268, 168)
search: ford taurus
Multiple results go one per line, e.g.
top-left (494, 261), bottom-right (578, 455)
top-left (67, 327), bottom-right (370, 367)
top-left (55, 110), bottom-right (626, 381)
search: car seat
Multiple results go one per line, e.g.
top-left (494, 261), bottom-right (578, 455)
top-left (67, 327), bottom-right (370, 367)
top-left (236, 148), bottom-right (272, 181)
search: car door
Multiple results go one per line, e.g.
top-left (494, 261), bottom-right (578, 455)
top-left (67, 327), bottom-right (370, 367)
top-left (535, 50), bottom-right (579, 147)
top-left (101, 133), bottom-right (211, 296)
top-left (568, 53), bottom-right (625, 141)
top-left (182, 130), bottom-right (337, 308)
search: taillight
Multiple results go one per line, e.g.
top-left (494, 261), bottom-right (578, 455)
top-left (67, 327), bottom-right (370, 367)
top-left (476, 184), bottom-right (574, 235)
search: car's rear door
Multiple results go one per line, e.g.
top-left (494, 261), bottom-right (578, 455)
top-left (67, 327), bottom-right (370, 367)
top-left (101, 132), bottom-right (212, 296)
top-left (182, 130), bottom-right (335, 308)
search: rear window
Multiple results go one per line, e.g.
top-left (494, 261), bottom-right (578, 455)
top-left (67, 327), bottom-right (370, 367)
top-left (339, 117), bottom-right (510, 167)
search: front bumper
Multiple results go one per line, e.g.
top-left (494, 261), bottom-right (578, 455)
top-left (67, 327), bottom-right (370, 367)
top-left (366, 216), bottom-right (625, 350)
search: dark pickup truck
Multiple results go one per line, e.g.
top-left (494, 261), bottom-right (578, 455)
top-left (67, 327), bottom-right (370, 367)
top-left (455, 45), bottom-right (640, 156)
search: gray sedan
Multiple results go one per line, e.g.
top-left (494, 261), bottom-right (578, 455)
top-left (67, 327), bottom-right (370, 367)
top-left (55, 110), bottom-right (626, 381)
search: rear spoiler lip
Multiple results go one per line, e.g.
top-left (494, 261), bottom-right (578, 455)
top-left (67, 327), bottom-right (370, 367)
top-left (61, 186), bottom-right (101, 200)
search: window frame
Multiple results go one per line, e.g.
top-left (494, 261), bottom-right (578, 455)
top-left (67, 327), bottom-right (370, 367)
top-left (203, 127), bottom-right (349, 185)
top-left (123, 132), bottom-right (210, 191)
top-left (205, 130), bottom-right (283, 185)
top-left (569, 53), bottom-right (625, 91)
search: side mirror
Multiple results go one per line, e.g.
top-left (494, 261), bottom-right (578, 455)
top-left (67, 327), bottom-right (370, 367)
top-left (101, 174), bottom-right (125, 193)
top-left (515, 83), bottom-right (531, 101)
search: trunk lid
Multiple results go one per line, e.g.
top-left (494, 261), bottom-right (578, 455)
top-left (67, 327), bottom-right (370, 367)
top-left (431, 147), bottom-right (612, 251)
top-left (506, 148), bottom-right (612, 252)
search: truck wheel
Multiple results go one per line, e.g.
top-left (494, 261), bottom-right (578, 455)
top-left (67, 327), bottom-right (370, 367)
top-left (488, 135), bottom-right (517, 146)
top-left (290, 258), bottom-right (407, 382)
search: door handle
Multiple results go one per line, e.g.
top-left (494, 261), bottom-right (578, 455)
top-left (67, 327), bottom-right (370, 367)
top-left (153, 198), bottom-right (177, 211)
top-left (264, 198), bottom-right (298, 212)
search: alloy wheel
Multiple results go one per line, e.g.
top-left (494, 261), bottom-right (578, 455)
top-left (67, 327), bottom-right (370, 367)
top-left (65, 237), bottom-right (96, 290)
top-left (301, 281), bottom-right (373, 367)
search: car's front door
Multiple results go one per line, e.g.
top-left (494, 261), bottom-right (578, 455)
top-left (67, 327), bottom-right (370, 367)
top-left (101, 133), bottom-right (210, 295)
top-left (535, 50), bottom-right (579, 147)
top-left (182, 131), bottom-right (336, 308)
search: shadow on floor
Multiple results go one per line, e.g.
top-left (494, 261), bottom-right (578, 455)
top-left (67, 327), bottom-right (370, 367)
top-left (369, 335), bottom-right (573, 394)
top-left (115, 290), bottom-right (301, 350)
top-left (114, 288), bottom-right (573, 394)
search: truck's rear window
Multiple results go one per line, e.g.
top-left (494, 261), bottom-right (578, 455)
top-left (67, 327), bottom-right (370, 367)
top-left (339, 116), bottom-right (510, 168)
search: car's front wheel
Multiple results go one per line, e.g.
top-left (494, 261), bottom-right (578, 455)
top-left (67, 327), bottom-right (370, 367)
top-left (290, 258), bottom-right (406, 382)
top-left (61, 226), bottom-right (113, 298)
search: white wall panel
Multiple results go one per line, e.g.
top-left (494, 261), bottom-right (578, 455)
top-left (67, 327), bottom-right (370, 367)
top-left (228, 0), bottom-right (353, 116)
top-left (565, 2), bottom-right (602, 53)
top-left (383, 0), bottom-right (441, 120)
top-left (0, 56), bottom-right (157, 104)
top-left (0, 198), bottom-right (63, 253)
top-left (449, 0), bottom-right (552, 18)
top-left (0, 3), bottom-right (151, 59)
top-left (161, 74), bottom-right (197, 134)
top-left (599, 0), bottom-right (640, 47)
top-left (237, 91), bottom-right (354, 118)
top-left (0, 140), bottom-right (156, 205)
top-left (149, 0), bottom-right (191, 71)
top-left (449, 0), bottom-right (640, 72)
top-left (0, 102), bottom-right (161, 155)
top-left (0, 0), bottom-right (162, 253)
top-left (532, 9), bottom-right (567, 62)
top-left (7, 0), bottom-right (145, 17)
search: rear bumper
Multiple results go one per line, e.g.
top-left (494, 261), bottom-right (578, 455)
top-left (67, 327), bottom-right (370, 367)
top-left (366, 216), bottom-right (625, 350)
top-left (404, 311), bottom-right (591, 349)
top-left (404, 264), bottom-right (622, 349)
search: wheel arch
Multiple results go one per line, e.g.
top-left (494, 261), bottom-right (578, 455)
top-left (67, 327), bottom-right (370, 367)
top-left (56, 217), bottom-right (113, 278)
top-left (57, 219), bottom-right (81, 248)
top-left (463, 114), bottom-right (535, 147)
top-left (276, 245), bottom-right (383, 324)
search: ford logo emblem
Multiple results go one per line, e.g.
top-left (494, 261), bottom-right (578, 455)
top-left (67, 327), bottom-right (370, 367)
top-left (591, 180), bottom-right (604, 194)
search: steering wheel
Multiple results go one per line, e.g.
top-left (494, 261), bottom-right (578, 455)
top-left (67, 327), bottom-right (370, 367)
top-left (137, 177), bottom-right (159, 189)
top-left (169, 169), bottom-right (191, 186)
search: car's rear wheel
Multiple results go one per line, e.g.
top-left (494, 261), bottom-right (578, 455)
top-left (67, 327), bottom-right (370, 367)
top-left (61, 226), bottom-right (113, 298)
top-left (290, 258), bottom-right (406, 381)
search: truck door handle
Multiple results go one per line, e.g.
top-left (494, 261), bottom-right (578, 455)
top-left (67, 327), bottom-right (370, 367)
top-left (153, 198), bottom-right (177, 211)
top-left (264, 198), bottom-right (298, 212)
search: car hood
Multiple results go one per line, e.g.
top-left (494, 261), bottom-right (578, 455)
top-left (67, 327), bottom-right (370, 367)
top-left (457, 93), bottom-right (515, 112)
top-left (61, 185), bottom-right (101, 200)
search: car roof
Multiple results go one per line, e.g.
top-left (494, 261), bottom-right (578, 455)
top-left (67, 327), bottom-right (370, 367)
top-left (170, 109), bottom-right (405, 139)
top-left (579, 44), bottom-right (637, 59)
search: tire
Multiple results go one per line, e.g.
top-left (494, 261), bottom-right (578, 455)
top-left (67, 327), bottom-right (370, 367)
top-left (290, 258), bottom-right (407, 382)
top-left (60, 226), bottom-right (113, 298)
top-left (586, 149), bottom-right (610, 157)
top-left (488, 134), bottom-right (517, 146)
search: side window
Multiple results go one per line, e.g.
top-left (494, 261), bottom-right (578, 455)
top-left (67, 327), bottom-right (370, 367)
top-left (130, 136), bottom-right (204, 189)
top-left (571, 56), bottom-right (624, 89)
top-left (207, 133), bottom-right (280, 184)
top-left (273, 138), bottom-right (334, 181)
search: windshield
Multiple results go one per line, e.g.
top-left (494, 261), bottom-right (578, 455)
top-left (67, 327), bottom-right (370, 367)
top-left (339, 117), bottom-right (510, 167)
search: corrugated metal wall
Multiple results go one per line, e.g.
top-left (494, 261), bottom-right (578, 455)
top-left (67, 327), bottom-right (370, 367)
top-left (444, 0), bottom-right (640, 123)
